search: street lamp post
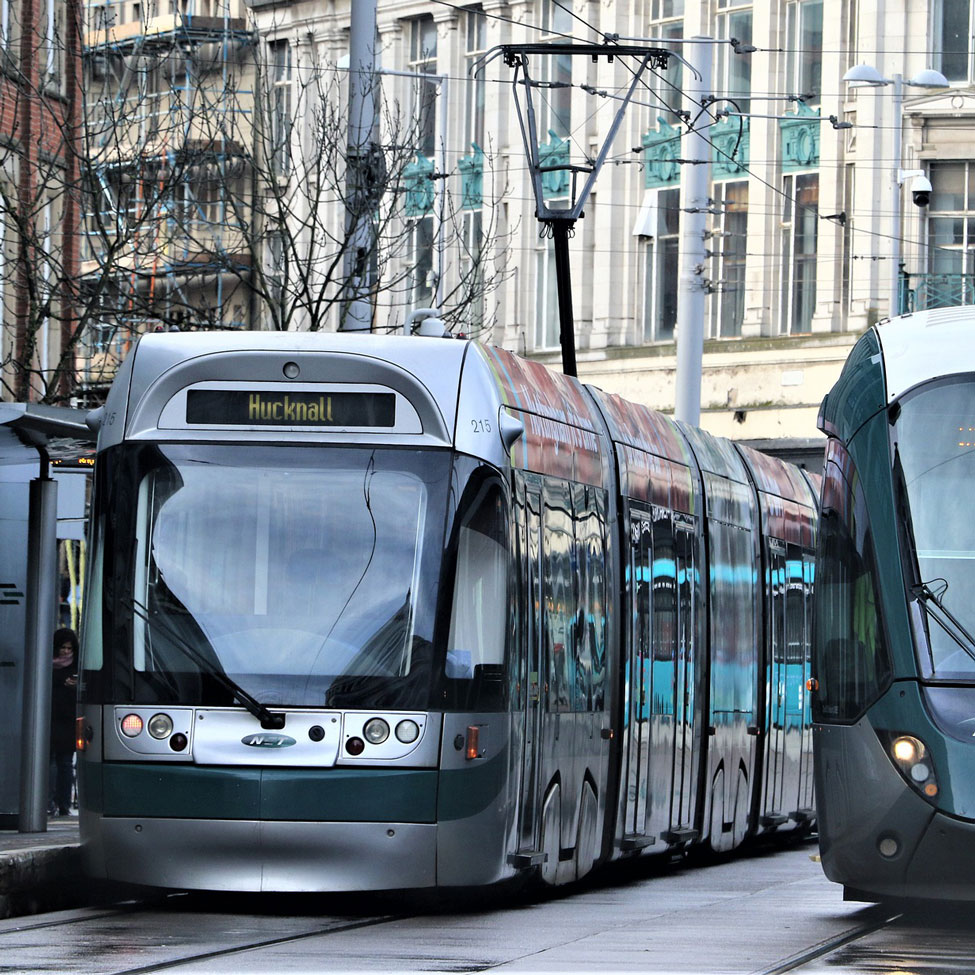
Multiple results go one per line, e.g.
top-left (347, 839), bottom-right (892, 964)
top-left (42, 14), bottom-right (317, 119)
top-left (842, 64), bottom-right (949, 318)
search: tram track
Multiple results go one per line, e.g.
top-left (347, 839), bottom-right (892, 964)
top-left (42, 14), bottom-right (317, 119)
top-left (755, 905), bottom-right (903, 974)
top-left (93, 902), bottom-right (911, 975)
top-left (0, 896), bottom-right (407, 975)
top-left (103, 914), bottom-right (405, 975)
top-left (0, 900), bottom-right (407, 975)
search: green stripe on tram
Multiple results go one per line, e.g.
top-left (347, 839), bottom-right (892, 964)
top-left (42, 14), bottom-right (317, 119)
top-left (96, 764), bottom-right (438, 822)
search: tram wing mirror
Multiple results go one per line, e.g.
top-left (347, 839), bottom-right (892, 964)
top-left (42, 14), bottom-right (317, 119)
top-left (498, 409), bottom-right (525, 452)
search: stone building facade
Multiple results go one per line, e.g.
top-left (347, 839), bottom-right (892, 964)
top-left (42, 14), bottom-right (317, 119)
top-left (71, 0), bottom-right (972, 445)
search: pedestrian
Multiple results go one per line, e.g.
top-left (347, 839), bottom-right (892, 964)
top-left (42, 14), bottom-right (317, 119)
top-left (49, 627), bottom-right (78, 817)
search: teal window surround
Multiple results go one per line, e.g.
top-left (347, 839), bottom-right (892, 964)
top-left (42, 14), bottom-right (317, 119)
top-left (539, 130), bottom-right (570, 199)
top-left (711, 114), bottom-right (749, 178)
top-left (404, 155), bottom-right (435, 217)
top-left (641, 117), bottom-right (682, 190)
top-left (458, 143), bottom-right (483, 210)
top-left (780, 102), bottom-right (821, 173)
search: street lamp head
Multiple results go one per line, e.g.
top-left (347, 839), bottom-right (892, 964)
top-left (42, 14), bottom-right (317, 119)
top-left (907, 68), bottom-right (949, 89)
top-left (842, 64), bottom-right (950, 89)
top-left (842, 63), bottom-right (888, 86)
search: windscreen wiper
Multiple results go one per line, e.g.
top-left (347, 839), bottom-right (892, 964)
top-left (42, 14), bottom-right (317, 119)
top-left (911, 581), bottom-right (975, 666)
top-left (126, 597), bottom-right (286, 729)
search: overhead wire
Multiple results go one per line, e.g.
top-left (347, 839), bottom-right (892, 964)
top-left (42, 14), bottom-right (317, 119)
top-left (291, 0), bottom-right (959, 315)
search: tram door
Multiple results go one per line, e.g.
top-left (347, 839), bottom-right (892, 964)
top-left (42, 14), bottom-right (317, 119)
top-left (623, 509), bottom-right (653, 845)
top-left (673, 515), bottom-right (697, 832)
top-left (782, 545), bottom-right (807, 813)
top-left (764, 538), bottom-right (787, 817)
top-left (797, 552), bottom-right (816, 812)
top-left (624, 506), bottom-right (693, 846)
top-left (515, 484), bottom-right (544, 855)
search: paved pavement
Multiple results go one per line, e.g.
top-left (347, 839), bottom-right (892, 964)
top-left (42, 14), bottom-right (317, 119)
top-left (0, 813), bottom-right (86, 918)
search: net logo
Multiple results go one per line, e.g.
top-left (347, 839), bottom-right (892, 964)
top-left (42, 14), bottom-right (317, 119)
top-left (241, 733), bottom-right (297, 749)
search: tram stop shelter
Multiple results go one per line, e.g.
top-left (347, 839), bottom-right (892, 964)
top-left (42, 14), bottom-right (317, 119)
top-left (0, 404), bottom-right (93, 832)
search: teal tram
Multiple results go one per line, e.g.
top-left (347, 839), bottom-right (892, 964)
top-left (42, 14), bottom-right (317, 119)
top-left (77, 331), bottom-right (818, 891)
top-left (813, 306), bottom-right (975, 902)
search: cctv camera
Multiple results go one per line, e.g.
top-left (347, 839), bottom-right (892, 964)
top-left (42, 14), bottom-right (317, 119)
top-left (911, 175), bottom-right (932, 207)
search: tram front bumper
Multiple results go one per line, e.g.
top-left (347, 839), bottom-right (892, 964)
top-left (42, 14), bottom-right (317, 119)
top-left (823, 798), bottom-right (975, 903)
top-left (82, 817), bottom-right (438, 892)
top-left (896, 810), bottom-right (975, 902)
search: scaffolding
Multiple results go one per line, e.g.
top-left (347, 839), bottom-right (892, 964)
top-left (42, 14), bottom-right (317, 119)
top-left (78, 0), bottom-right (256, 401)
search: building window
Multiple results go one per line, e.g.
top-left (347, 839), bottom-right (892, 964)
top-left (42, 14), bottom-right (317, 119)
top-left (845, 0), bottom-right (859, 72)
top-left (44, 0), bottom-right (65, 88)
top-left (464, 6), bottom-right (486, 152)
top-left (927, 162), bottom-right (975, 275)
top-left (785, 0), bottom-right (823, 104)
top-left (639, 186), bottom-right (680, 343)
top-left (459, 209), bottom-right (484, 335)
top-left (781, 173), bottom-right (818, 333)
top-left (409, 16), bottom-right (438, 160)
top-left (934, 0), bottom-right (970, 83)
top-left (269, 39), bottom-right (292, 176)
top-left (409, 215), bottom-right (435, 311)
top-left (715, 3), bottom-right (752, 113)
top-left (538, 0), bottom-right (572, 139)
top-left (710, 180), bottom-right (748, 338)
top-left (535, 238), bottom-right (559, 350)
top-left (841, 163), bottom-right (854, 316)
top-left (650, 0), bottom-right (683, 21)
top-left (648, 3), bottom-right (683, 122)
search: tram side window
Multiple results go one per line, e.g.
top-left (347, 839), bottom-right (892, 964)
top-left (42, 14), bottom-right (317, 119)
top-left (570, 483), bottom-right (603, 711)
top-left (630, 510), bottom-right (653, 720)
top-left (81, 510), bottom-right (105, 677)
top-left (709, 520), bottom-right (757, 716)
top-left (446, 478), bottom-right (508, 709)
top-left (540, 479), bottom-right (608, 714)
top-left (508, 481), bottom-right (527, 712)
top-left (813, 445), bottom-right (891, 722)
top-left (543, 479), bottom-right (575, 713)
top-left (786, 552), bottom-right (805, 666)
top-left (580, 488), bottom-right (608, 711)
top-left (652, 513), bottom-right (678, 716)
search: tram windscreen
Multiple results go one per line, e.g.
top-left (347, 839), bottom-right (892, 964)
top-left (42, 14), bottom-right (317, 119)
top-left (115, 445), bottom-right (450, 708)
top-left (894, 376), bottom-right (975, 678)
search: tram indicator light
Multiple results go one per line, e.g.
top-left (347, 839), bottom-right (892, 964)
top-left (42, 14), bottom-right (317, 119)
top-left (346, 737), bottom-right (365, 756)
top-left (121, 713), bottom-right (143, 737)
top-left (186, 390), bottom-right (396, 428)
top-left (75, 717), bottom-right (91, 752)
top-left (466, 725), bottom-right (481, 760)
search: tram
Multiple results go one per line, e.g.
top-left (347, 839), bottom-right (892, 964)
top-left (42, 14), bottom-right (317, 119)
top-left (77, 330), bottom-right (818, 892)
top-left (813, 306), bottom-right (975, 902)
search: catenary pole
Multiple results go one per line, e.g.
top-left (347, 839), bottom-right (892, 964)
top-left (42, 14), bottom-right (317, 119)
top-left (674, 37), bottom-right (713, 426)
top-left (341, 0), bottom-right (377, 331)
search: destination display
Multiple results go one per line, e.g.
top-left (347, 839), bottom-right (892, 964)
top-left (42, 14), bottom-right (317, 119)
top-left (186, 389), bottom-right (396, 427)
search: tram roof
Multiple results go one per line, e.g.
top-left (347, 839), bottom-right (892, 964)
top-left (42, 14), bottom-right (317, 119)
top-left (876, 305), bottom-right (975, 402)
top-left (736, 442), bottom-right (816, 509)
top-left (122, 330), bottom-right (470, 393)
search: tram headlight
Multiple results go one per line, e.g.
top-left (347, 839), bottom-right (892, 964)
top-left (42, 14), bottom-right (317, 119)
top-left (363, 718), bottom-right (390, 745)
top-left (395, 719), bottom-right (420, 744)
top-left (147, 713), bottom-right (174, 740)
top-left (892, 735), bottom-right (922, 764)
top-left (120, 713), bottom-right (144, 738)
top-left (886, 733), bottom-right (939, 799)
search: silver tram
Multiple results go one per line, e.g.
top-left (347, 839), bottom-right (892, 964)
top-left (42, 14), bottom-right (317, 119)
top-left (77, 331), bottom-right (818, 891)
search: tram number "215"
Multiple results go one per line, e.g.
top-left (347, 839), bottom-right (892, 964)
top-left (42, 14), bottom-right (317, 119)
top-left (471, 418), bottom-right (493, 434)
